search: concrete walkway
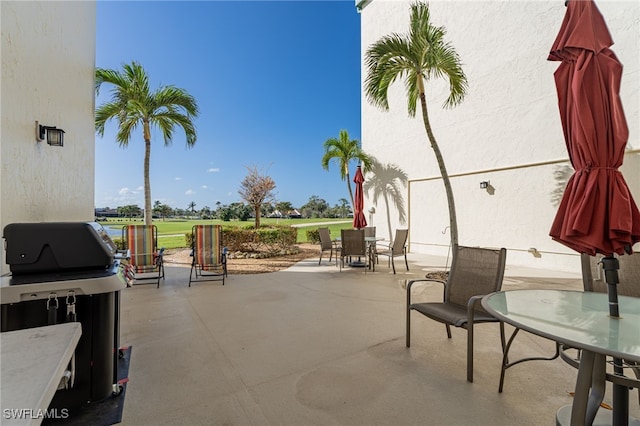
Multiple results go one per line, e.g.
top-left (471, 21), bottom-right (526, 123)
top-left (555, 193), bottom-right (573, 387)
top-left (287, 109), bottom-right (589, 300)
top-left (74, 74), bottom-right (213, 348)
top-left (118, 252), bottom-right (639, 425)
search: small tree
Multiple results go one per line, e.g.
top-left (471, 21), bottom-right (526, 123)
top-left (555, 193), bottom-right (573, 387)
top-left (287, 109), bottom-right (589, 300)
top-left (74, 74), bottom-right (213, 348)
top-left (337, 198), bottom-right (350, 218)
top-left (238, 165), bottom-right (276, 228)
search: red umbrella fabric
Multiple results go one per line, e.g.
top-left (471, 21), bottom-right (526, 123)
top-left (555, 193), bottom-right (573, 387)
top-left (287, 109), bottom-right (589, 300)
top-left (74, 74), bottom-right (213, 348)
top-left (353, 165), bottom-right (367, 229)
top-left (548, 0), bottom-right (640, 257)
top-left (547, 5), bottom-right (639, 421)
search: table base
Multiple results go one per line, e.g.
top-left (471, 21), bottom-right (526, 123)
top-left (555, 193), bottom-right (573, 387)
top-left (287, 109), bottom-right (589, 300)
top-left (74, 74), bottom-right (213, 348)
top-left (556, 405), bottom-right (640, 426)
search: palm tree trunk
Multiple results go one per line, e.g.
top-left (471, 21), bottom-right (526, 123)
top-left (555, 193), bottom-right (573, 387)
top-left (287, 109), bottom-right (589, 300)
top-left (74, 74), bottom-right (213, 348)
top-left (143, 122), bottom-right (153, 226)
top-left (345, 170), bottom-right (355, 213)
top-left (418, 80), bottom-right (459, 248)
top-left (383, 192), bottom-right (394, 245)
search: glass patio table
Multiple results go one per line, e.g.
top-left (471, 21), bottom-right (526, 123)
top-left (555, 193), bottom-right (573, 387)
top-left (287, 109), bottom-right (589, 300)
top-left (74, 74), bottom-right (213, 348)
top-left (482, 290), bottom-right (640, 426)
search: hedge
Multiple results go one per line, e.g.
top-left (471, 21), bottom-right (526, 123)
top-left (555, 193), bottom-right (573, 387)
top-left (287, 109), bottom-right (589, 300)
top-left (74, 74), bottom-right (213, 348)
top-left (184, 225), bottom-right (297, 253)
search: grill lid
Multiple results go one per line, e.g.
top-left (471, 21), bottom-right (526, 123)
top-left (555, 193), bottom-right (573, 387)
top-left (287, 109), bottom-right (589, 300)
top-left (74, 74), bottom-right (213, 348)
top-left (3, 222), bottom-right (116, 275)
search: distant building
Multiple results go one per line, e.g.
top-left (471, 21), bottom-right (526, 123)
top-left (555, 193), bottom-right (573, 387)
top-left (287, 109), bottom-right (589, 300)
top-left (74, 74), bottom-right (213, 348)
top-left (95, 208), bottom-right (119, 218)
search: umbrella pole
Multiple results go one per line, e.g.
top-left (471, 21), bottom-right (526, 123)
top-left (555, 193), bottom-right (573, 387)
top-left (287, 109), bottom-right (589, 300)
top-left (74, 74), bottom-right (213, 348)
top-left (601, 256), bottom-right (620, 318)
top-left (600, 256), bottom-right (629, 425)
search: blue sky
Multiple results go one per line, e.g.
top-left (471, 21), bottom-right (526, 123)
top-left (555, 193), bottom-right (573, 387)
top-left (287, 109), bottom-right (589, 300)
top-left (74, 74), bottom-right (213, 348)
top-left (94, 0), bottom-right (362, 212)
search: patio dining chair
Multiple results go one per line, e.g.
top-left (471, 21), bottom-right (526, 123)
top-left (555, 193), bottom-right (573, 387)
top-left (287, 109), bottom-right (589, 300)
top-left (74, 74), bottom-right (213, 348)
top-left (339, 229), bottom-right (367, 272)
top-left (189, 224), bottom-right (227, 286)
top-left (376, 228), bottom-right (409, 274)
top-left (406, 244), bottom-right (508, 383)
top-left (364, 226), bottom-right (376, 238)
top-left (318, 227), bottom-right (338, 265)
top-left (121, 225), bottom-right (165, 288)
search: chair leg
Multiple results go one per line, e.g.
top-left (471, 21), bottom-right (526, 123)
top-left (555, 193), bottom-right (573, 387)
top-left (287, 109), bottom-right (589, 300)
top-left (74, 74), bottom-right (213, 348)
top-left (318, 250), bottom-right (323, 265)
top-left (406, 310), bottom-right (411, 348)
top-left (445, 324), bottom-right (452, 338)
top-left (406, 282), bottom-right (414, 348)
top-left (406, 313), bottom-right (411, 347)
top-left (391, 257), bottom-right (396, 274)
top-left (404, 253), bottom-right (409, 271)
top-left (467, 321), bottom-right (474, 383)
top-left (188, 260), bottom-right (194, 287)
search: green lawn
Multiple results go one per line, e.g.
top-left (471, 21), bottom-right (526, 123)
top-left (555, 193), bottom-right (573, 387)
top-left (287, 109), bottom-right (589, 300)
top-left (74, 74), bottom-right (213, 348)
top-left (101, 217), bottom-right (352, 249)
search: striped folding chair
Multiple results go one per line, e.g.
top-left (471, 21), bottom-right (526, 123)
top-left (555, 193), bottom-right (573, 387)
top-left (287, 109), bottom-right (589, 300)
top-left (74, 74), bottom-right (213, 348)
top-left (122, 225), bottom-right (165, 288)
top-left (189, 225), bottom-right (227, 286)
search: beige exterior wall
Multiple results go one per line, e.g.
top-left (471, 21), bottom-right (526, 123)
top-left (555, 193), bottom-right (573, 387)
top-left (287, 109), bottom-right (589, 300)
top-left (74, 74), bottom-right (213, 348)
top-left (360, 1), bottom-right (639, 272)
top-left (1, 1), bottom-right (96, 274)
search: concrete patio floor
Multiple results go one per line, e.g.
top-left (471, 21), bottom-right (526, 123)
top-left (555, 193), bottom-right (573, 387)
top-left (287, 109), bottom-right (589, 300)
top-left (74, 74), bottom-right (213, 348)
top-left (118, 252), bottom-right (639, 426)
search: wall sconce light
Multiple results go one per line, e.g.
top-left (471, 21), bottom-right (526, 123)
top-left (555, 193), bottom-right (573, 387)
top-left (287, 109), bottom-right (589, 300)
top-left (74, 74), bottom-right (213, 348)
top-left (36, 121), bottom-right (65, 146)
top-left (368, 206), bottom-right (376, 225)
top-left (480, 180), bottom-right (490, 189)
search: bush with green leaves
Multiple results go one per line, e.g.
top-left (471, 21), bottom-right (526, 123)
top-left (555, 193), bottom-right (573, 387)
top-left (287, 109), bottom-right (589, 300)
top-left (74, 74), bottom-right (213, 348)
top-left (112, 238), bottom-right (125, 250)
top-left (306, 229), bottom-right (320, 244)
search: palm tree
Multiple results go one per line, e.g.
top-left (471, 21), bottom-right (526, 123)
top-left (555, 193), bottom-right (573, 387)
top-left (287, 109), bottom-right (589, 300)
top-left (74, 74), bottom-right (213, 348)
top-left (95, 61), bottom-right (199, 226)
top-left (321, 129), bottom-right (371, 210)
top-left (364, 158), bottom-right (408, 244)
top-left (364, 2), bottom-right (468, 248)
top-left (188, 201), bottom-right (197, 217)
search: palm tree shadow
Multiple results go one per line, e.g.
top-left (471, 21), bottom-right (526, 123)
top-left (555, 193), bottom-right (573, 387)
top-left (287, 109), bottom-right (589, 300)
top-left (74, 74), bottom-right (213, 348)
top-left (363, 157), bottom-right (408, 242)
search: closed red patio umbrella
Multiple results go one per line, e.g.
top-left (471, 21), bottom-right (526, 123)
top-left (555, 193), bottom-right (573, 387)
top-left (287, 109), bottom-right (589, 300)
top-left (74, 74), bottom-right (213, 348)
top-left (548, 0), bottom-right (640, 299)
top-left (547, 1), bottom-right (640, 424)
top-left (353, 165), bottom-right (367, 230)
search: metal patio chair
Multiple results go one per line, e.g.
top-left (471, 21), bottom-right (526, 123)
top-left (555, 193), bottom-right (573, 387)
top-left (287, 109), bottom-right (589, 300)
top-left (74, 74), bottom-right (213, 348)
top-left (339, 229), bottom-right (367, 272)
top-left (318, 227), bottom-right (338, 265)
top-left (122, 225), bottom-right (165, 288)
top-left (364, 226), bottom-right (376, 238)
top-left (189, 225), bottom-right (227, 286)
top-left (406, 244), bottom-right (508, 382)
top-left (376, 228), bottom-right (409, 274)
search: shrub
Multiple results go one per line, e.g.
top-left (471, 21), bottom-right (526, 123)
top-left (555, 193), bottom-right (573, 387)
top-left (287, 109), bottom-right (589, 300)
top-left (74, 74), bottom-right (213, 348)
top-left (222, 227), bottom-right (258, 252)
top-left (256, 226), bottom-right (297, 251)
top-left (179, 225), bottom-right (298, 254)
top-left (185, 233), bottom-right (194, 248)
top-left (112, 237), bottom-right (126, 250)
top-left (306, 229), bottom-right (320, 244)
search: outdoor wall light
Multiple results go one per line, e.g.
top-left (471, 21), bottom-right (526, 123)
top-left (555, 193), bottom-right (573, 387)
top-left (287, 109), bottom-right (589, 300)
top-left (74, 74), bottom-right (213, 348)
top-left (36, 121), bottom-right (65, 146)
top-left (480, 180), bottom-right (490, 189)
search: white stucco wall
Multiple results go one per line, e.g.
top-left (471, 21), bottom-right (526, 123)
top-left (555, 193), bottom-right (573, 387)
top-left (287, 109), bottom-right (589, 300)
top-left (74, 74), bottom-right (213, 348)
top-left (1, 1), bottom-right (96, 274)
top-left (360, 0), bottom-right (639, 273)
